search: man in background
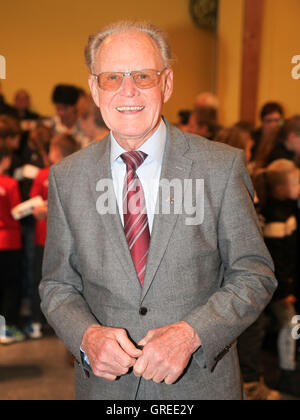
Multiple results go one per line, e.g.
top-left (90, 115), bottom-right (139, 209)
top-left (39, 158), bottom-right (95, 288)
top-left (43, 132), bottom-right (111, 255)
top-left (44, 84), bottom-right (88, 147)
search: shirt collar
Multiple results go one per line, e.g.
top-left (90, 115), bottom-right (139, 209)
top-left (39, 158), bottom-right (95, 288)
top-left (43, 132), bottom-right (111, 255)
top-left (110, 119), bottom-right (167, 166)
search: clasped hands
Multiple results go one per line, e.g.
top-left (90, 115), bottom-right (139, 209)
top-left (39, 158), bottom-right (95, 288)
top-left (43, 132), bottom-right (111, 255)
top-left (81, 321), bottom-right (201, 384)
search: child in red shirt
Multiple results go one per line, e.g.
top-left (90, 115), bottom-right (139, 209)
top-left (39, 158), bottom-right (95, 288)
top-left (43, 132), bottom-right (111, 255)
top-left (0, 142), bottom-right (25, 344)
top-left (26, 134), bottom-right (79, 339)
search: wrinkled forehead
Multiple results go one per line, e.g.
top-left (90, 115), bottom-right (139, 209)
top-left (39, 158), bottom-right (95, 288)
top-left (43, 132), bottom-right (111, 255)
top-left (94, 30), bottom-right (164, 73)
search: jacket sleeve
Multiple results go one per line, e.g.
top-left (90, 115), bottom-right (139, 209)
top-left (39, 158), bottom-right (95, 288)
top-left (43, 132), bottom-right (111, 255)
top-left (183, 150), bottom-right (277, 372)
top-left (39, 166), bottom-right (99, 362)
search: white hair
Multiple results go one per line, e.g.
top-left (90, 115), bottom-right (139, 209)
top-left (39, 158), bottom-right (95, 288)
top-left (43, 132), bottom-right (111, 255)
top-left (84, 20), bottom-right (174, 73)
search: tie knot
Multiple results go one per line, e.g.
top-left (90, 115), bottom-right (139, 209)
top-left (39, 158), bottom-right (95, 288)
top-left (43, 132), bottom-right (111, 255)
top-left (121, 151), bottom-right (148, 172)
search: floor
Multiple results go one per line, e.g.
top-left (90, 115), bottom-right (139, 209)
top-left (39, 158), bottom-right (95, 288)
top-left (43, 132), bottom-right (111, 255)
top-left (0, 329), bottom-right (298, 400)
top-left (0, 329), bottom-right (74, 400)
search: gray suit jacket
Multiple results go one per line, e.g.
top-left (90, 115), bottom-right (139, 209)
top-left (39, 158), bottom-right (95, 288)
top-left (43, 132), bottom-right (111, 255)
top-left (40, 120), bottom-right (277, 400)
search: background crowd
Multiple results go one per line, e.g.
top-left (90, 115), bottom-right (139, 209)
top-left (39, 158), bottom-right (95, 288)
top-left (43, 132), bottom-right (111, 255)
top-left (0, 85), bottom-right (299, 400)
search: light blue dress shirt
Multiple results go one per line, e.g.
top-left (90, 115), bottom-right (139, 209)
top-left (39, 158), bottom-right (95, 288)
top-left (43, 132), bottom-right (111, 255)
top-left (80, 119), bottom-right (167, 367)
top-left (110, 119), bottom-right (167, 232)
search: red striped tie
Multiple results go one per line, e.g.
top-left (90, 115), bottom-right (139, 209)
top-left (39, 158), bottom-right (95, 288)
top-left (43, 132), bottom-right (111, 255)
top-left (121, 151), bottom-right (150, 286)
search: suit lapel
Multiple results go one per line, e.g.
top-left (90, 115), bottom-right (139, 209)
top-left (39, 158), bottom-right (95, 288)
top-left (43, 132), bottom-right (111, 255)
top-left (87, 136), bottom-right (142, 298)
top-left (141, 123), bottom-right (193, 302)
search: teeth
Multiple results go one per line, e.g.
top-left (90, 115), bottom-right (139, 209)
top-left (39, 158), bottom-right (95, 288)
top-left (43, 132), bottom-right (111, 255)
top-left (116, 106), bottom-right (144, 112)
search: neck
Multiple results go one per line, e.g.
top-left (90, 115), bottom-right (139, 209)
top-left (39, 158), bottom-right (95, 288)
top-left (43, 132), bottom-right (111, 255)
top-left (113, 120), bottom-right (161, 151)
top-left (115, 138), bottom-right (148, 151)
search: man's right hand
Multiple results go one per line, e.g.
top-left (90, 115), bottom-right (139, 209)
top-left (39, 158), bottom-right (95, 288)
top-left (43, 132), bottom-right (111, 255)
top-left (81, 325), bottom-right (142, 381)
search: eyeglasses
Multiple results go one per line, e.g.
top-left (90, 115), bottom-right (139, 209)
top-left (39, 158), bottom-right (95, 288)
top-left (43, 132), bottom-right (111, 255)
top-left (263, 117), bottom-right (282, 124)
top-left (92, 69), bottom-right (166, 91)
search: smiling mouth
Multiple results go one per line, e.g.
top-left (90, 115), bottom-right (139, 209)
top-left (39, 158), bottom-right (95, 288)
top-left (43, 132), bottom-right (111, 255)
top-left (116, 106), bottom-right (145, 113)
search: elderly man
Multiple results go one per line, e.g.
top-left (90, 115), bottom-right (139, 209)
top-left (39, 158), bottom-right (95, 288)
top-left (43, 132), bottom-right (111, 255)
top-left (40, 21), bottom-right (277, 400)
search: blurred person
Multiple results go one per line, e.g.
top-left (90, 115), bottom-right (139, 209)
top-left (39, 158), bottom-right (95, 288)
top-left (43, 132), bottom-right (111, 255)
top-left (25, 134), bottom-right (80, 339)
top-left (265, 116), bottom-right (300, 360)
top-left (39, 20), bottom-right (276, 401)
top-left (216, 124), bottom-right (281, 399)
top-left (251, 119), bottom-right (300, 389)
top-left (215, 123), bottom-right (281, 399)
top-left (252, 102), bottom-right (284, 159)
top-left (25, 124), bottom-right (52, 169)
top-left (252, 127), bottom-right (282, 175)
top-left (184, 92), bottom-right (221, 139)
top-left (254, 159), bottom-right (300, 398)
top-left (0, 82), bottom-right (18, 118)
top-left (0, 119), bottom-right (51, 317)
top-left (0, 115), bottom-right (22, 175)
top-left (45, 84), bottom-right (89, 147)
top-left (13, 89), bottom-right (40, 121)
top-left (183, 105), bottom-right (220, 139)
top-left (266, 117), bottom-right (300, 326)
top-left (215, 126), bottom-right (254, 165)
top-left (254, 115), bottom-right (300, 174)
top-left (77, 89), bottom-right (91, 119)
top-left (194, 91), bottom-right (220, 109)
top-left (52, 84), bottom-right (80, 130)
top-left (0, 115), bottom-right (35, 316)
top-left (0, 141), bottom-right (25, 344)
top-left (267, 115), bottom-right (300, 165)
top-left (234, 120), bottom-right (254, 130)
top-left (176, 109), bottom-right (192, 130)
top-left (79, 96), bottom-right (109, 146)
top-left (17, 125), bottom-right (53, 317)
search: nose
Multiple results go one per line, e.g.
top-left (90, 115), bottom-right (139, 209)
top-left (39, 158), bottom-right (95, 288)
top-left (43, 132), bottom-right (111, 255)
top-left (119, 74), bottom-right (138, 97)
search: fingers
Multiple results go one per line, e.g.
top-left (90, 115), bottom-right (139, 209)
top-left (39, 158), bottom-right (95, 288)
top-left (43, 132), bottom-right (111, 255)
top-left (100, 372), bottom-right (118, 382)
top-left (94, 358), bottom-right (130, 378)
top-left (133, 355), bottom-right (148, 378)
top-left (116, 329), bottom-right (143, 360)
top-left (97, 336), bottom-right (137, 375)
top-left (164, 366), bottom-right (183, 384)
top-left (134, 324), bottom-right (194, 384)
top-left (138, 330), bottom-right (154, 348)
top-left (82, 326), bottom-right (142, 380)
top-left (134, 353), bottom-right (180, 384)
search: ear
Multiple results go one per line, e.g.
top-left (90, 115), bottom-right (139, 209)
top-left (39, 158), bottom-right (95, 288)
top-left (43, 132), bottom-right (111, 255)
top-left (88, 75), bottom-right (100, 108)
top-left (162, 68), bottom-right (174, 104)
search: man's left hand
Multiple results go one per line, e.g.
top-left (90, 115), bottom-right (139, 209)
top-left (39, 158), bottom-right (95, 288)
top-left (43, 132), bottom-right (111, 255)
top-left (133, 321), bottom-right (201, 384)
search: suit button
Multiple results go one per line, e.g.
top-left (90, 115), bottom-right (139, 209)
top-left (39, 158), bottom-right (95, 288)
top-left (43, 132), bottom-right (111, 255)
top-left (139, 307), bottom-right (148, 316)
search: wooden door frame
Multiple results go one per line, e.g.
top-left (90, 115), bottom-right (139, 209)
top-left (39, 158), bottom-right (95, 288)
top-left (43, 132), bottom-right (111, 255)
top-left (240, 0), bottom-right (264, 124)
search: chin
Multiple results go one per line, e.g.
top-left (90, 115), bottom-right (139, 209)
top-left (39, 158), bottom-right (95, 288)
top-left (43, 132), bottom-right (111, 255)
top-left (114, 125), bottom-right (148, 139)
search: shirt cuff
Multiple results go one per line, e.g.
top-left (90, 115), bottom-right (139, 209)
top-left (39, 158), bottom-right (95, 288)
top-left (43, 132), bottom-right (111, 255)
top-left (80, 347), bottom-right (91, 367)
